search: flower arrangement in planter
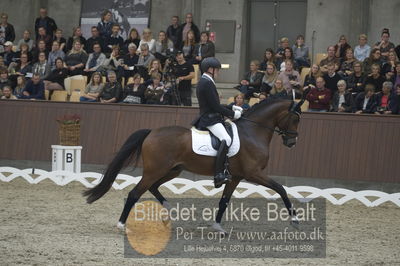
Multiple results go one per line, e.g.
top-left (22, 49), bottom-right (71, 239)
top-left (56, 114), bottom-right (81, 146)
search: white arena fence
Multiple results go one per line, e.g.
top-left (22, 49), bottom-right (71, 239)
top-left (1, 167), bottom-right (399, 207)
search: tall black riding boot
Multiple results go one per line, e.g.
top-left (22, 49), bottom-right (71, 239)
top-left (214, 140), bottom-right (230, 188)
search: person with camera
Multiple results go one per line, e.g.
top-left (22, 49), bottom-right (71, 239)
top-left (374, 81), bottom-right (398, 115)
top-left (173, 51), bottom-right (195, 106)
top-left (192, 57), bottom-right (242, 188)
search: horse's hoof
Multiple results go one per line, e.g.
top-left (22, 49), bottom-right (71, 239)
top-left (290, 216), bottom-right (300, 229)
top-left (212, 223), bottom-right (227, 234)
top-left (117, 221), bottom-right (125, 231)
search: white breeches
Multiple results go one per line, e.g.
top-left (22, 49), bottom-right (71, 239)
top-left (207, 123), bottom-right (232, 146)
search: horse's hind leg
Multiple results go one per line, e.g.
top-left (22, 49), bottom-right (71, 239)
top-left (149, 166), bottom-right (183, 209)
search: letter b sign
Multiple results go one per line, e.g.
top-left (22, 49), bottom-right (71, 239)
top-left (66, 153), bottom-right (73, 163)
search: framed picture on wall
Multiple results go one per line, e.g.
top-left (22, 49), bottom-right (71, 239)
top-left (80, 0), bottom-right (151, 39)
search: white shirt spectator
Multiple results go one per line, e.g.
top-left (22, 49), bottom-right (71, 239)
top-left (354, 44), bottom-right (371, 62)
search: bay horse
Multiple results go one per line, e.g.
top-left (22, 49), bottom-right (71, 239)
top-left (84, 98), bottom-right (304, 232)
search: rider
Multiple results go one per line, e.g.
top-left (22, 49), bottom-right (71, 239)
top-left (193, 57), bottom-right (242, 188)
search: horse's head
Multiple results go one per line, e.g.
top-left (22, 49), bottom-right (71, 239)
top-left (276, 100), bottom-right (304, 148)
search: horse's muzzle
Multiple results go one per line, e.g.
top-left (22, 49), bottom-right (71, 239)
top-left (283, 136), bottom-right (297, 148)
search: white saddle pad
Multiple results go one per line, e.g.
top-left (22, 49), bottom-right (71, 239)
top-left (191, 120), bottom-right (240, 157)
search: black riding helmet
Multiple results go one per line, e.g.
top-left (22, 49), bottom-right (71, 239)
top-left (201, 57), bottom-right (221, 73)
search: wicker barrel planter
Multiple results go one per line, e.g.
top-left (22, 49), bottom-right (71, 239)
top-left (58, 123), bottom-right (80, 146)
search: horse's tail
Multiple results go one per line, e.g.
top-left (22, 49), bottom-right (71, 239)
top-left (83, 129), bottom-right (151, 204)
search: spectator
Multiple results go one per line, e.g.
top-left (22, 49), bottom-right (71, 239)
top-left (86, 26), bottom-right (105, 54)
top-left (137, 28), bottom-right (156, 54)
top-left (144, 72), bottom-right (164, 104)
top-left (374, 81), bottom-right (398, 114)
top-left (44, 57), bottom-right (68, 99)
top-left (53, 29), bottom-right (66, 53)
top-left (260, 63), bottom-right (278, 95)
top-left (269, 78), bottom-right (286, 98)
top-left (173, 51), bottom-right (195, 106)
top-left (123, 28), bottom-right (140, 54)
top-left (278, 60), bottom-right (302, 96)
top-left (105, 24), bottom-right (124, 53)
top-left (66, 26), bottom-right (87, 52)
top-left (20, 73), bottom-right (45, 100)
top-left (354, 34), bottom-right (371, 62)
top-left (181, 30), bottom-right (197, 63)
top-left (277, 47), bottom-right (298, 71)
top-left (34, 8), bottom-right (57, 38)
top-left (238, 60), bottom-right (264, 98)
top-left (365, 63), bottom-right (385, 93)
top-left (31, 40), bottom-right (49, 63)
top-left (275, 37), bottom-right (290, 59)
top-left (0, 67), bottom-right (12, 95)
top-left (14, 75), bottom-right (26, 97)
top-left (303, 64), bottom-right (322, 91)
top-left (32, 52), bottom-right (50, 79)
top-left (16, 30), bottom-right (34, 52)
top-left (382, 51), bottom-right (398, 81)
top-left (194, 31), bottom-right (215, 65)
top-left (0, 13), bottom-right (15, 45)
top-left (97, 10), bottom-right (113, 39)
top-left (166, 16), bottom-right (180, 49)
top-left (154, 31), bottom-right (174, 64)
top-left (1, 85), bottom-right (17, 99)
top-left (259, 48), bottom-right (277, 71)
top-left (323, 63), bottom-right (341, 95)
top-left (99, 70), bottom-right (122, 103)
top-left (354, 84), bottom-right (377, 114)
top-left (330, 80), bottom-right (353, 112)
top-left (334, 35), bottom-right (351, 59)
top-left (338, 48), bottom-right (356, 77)
top-left (48, 41), bottom-right (65, 71)
top-left (100, 45), bottom-right (123, 80)
top-left (1, 41), bottom-right (16, 66)
top-left (84, 42), bottom-right (106, 78)
top-left (178, 13), bottom-right (200, 45)
top-left (391, 62), bottom-right (400, 89)
top-left (121, 43), bottom-right (139, 83)
top-left (347, 61), bottom-right (366, 94)
top-left (229, 93), bottom-right (250, 110)
top-left (320, 46), bottom-right (340, 73)
top-left (136, 43), bottom-right (155, 71)
top-left (374, 28), bottom-right (395, 60)
top-left (65, 40), bottom-right (88, 76)
top-left (292, 35), bottom-right (310, 68)
top-left (396, 44), bottom-right (400, 62)
top-left (36, 26), bottom-right (52, 51)
top-left (144, 59), bottom-right (163, 82)
top-left (8, 52), bottom-right (32, 82)
top-left (16, 43), bottom-right (33, 63)
top-left (122, 73), bottom-right (145, 104)
top-left (363, 48), bottom-right (383, 74)
top-left (306, 76), bottom-right (332, 112)
top-left (80, 71), bottom-right (104, 102)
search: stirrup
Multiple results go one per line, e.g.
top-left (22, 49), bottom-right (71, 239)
top-left (214, 173), bottom-right (228, 188)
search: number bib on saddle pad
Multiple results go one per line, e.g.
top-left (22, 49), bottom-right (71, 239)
top-left (191, 120), bottom-right (240, 157)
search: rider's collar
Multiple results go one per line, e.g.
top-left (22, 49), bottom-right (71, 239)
top-left (202, 72), bottom-right (215, 85)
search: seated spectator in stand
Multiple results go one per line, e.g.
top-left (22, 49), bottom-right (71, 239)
top-left (166, 16), bottom-right (180, 49)
top-left (80, 71), bottom-right (104, 102)
top-left (320, 46), bottom-right (340, 73)
top-left (154, 31), bottom-right (174, 65)
top-left (260, 63), bottom-right (278, 95)
top-left (1, 41), bottom-right (17, 66)
top-left (374, 28), bottom-right (395, 60)
top-left (374, 81), bottom-right (398, 115)
top-left (354, 84), bottom-right (377, 114)
top-left (338, 48), bottom-right (356, 78)
top-left (391, 62), bottom-right (400, 89)
top-left (65, 40), bottom-right (88, 76)
top-left (16, 43), bottom-right (33, 62)
top-left (303, 64), bottom-right (322, 91)
top-left (334, 35), bottom-right (351, 59)
top-left (32, 40), bottom-right (49, 63)
top-left (34, 7), bottom-right (57, 38)
top-left (292, 35), bottom-right (310, 68)
top-left (382, 51), bottom-right (398, 81)
top-left (136, 43), bottom-right (156, 75)
top-left (122, 73), bottom-right (145, 104)
top-left (123, 28), bottom-right (141, 54)
top-left (275, 37), bottom-right (290, 59)
top-left (48, 41), bottom-right (65, 71)
top-left (86, 26), bottom-right (104, 54)
top-left (277, 47), bottom-right (298, 71)
top-left (43, 57), bottom-right (68, 99)
top-left (259, 48), bottom-right (277, 71)
top-left (0, 85), bottom-right (17, 99)
top-left (269, 78), bottom-right (286, 98)
top-left (229, 93), bottom-right (250, 110)
top-left (32, 52), bottom-right (51, 79)
top-left (0, 13), bottom-right (15, 44)
top-left (121, 43), bottom-right (139, 84)
top-left (330, 80), bottom-right (353, 112)
top-left (137, 28), bottom-right (156, 54)
top-left (53, 29), bottom-right (66, 53)
top-left (66, 26), bottom-right (87, 52)
top-left (8, 52), bottom-right (32, 78)
top-left (177, 13), bottom-right (200, 45)
top-left (278, 60), bottom-right (302, 97)
top-left (363, 48), bottom-right (383, 75)
top-left (105, 24), bottom-right (124, 54)
top-left (323, 63), bottom-right (341, 95)
top-left (354, 34), bottom-right (371, 62)
top-left (144, 58), bottom-right (163, 83)
top-left (306, 76), bottom-right (332, 112)
top-left (173, 51), bottom-right (194, 106)
top-left (97, 10), bottom-right (113, 39)
top-left (238, 60), bottom-right (264, 99)
top-left (181, 30), bottom-right (197, 63)
top-left (193, 31), bottom-right (215, 65)
top-left (83, 42), bottom-right (106, 79)
top-left (99, 71), bottom-right (121, 103)
top-left (20, 73), bottom-right (45, 100)
top-left (36, 26), bottom-right (52, 51)
top-left (100, 45), bottom-right (123, 81)
top-left (0, 67), bottom-right (12, 96)
top-left (144, 73), bottom-right (164, 104)
top-left (16, 30), bottom-right (34, 52)
top-left (347, 61), bottom-right (366, 94)
top-left (14, 75), bottom-right (26, 97)
top-left (365, 63), bottom-right (385, 93)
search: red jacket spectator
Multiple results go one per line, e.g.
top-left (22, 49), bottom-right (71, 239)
top-left (306, 77), bottom-right (332, 111)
